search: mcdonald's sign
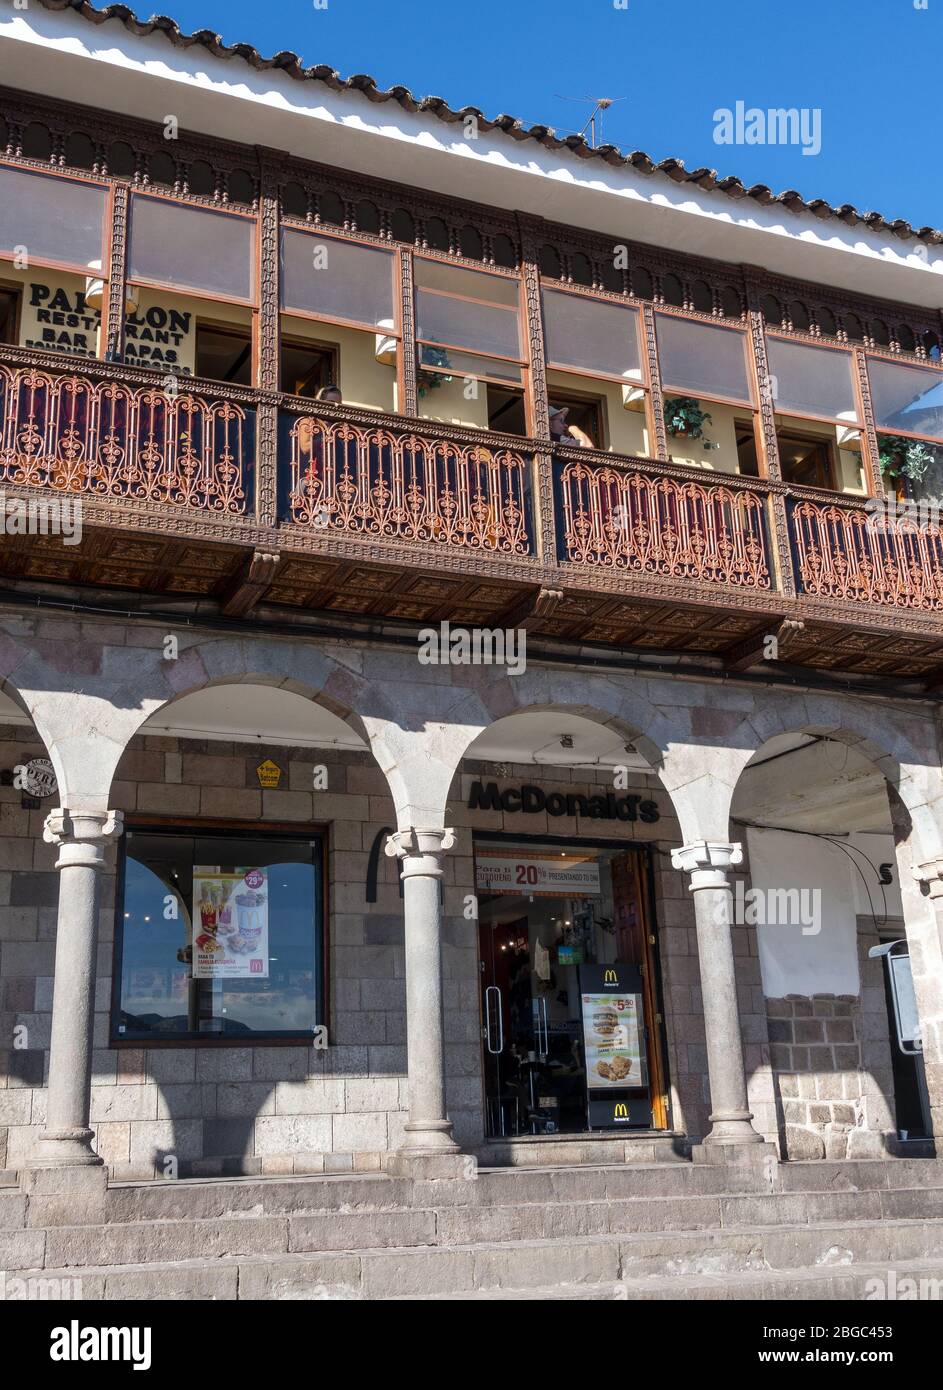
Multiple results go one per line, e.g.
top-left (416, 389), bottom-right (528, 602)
top-left (603, 968), bottom-right (619, 985)
top-left (613, 1103), bottom-right (629, 1119)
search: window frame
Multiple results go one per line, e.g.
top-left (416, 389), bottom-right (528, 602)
top-left (655, 305), bottom-right (756, 411)
top-left (280, 225), bottom-right (401, 339)
top-left (126, 188), bottom-right (260, 309)
top-left (0, 159), bottom-right (111, 282)
top-left (110, 817), bottom-right (328, 1048)
top-left (765, 331), bottom-right (864, 430)
top-left (278, 330), bottom-right (341, 400)
top-left (414, 251), bottom-right (527, 386)
top-left (865, 349), bottom-right (943, 446)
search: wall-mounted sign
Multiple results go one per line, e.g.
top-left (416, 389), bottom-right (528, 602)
top-left (192, 866), bottom-right (269, 979)
top-left (21, 758), bottom-right (58, 800)
top-left (468, 781), bottom-right (659, 823)
top-left (20, 280), bottom-right (100, 359)
top-left (476, 852), bottom-right (601, 897)
top-left (256, 759), bottom-right (283, 789)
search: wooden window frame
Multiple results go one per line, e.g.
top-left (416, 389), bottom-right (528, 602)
top-left (865, 349), bottom-right (943, 447)
top-left (278, 330), bottom-right (341, 400)
top-left (0, 158), bottom-right (111, 283)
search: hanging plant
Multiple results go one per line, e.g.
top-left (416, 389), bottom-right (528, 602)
top-left (417, 346), bottom-right (454, 398)
top-left (663, 396), bottom-right (719, 450)
top-left (878, 434), bottom-right (935, 484)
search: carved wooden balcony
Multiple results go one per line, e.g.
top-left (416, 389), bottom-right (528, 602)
top-left (789, 496), bottom-right (943, 612)
top-left (557, 454), bottom-right (771, 591)
top-left (283, 410), bottom-right (532, 556)
top-left (0, 357), bottom-right (254, 514)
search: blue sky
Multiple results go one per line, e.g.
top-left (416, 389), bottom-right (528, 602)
top-left (162, 0), bottom-right (940, 229)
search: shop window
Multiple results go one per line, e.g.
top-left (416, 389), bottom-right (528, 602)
top-left (113, 827), bottom-right (324, 1042)
top-left (128, 194), bottom-right (256, 302)
top-left (0, 286), bottom-right (19, 344)
top-left (0, 166), bottom-right (106, 274)
top-left (194, 322), bottom-right (252, 385)
top-left (280, 336), bottom-right (338, 398)
top-left (281, 229), bottom-right (394, 330)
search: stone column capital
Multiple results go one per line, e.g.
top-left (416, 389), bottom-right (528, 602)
top-left (913, 857), bottom-right (943, 899)
top-left (672, 839), bottom-right (742, 889)
top-left (43, 809), bottom-right (124, 869)
top-left (385, 827), bottom-right (455, 878)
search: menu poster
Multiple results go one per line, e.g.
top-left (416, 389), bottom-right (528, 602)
top-left (580, 980), bottom-right (646, 1090)
top-left (192, 867), bottom-right (269, 979)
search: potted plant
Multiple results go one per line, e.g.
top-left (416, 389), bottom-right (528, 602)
top-left (878, 434), bottom-right (935, 497)
top-left (417, 346), bottom-right (454, 398)
top-left (663, 396), bottom-right (719, 451)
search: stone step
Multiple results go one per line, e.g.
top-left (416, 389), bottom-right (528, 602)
top-left (17, 1188), bottom-right (943, 1270)
top-left (408, 1258), bottom-right (943, 1301)
top-left (11, 1235), bottom-right (943, 1300)
top-left (17, 1156), bottom-right (941, 1229)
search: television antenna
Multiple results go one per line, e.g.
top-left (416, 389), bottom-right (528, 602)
top-left (554, 95), bottom-right (627, 149)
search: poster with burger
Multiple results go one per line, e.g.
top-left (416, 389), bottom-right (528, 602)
top-left (192, 867), bottom-right (270, 979)
top-left (581, 991), bottom-right (644, 1089)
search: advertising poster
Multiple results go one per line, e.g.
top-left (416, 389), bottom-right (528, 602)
top-left (192, 867), bottom-right (269, 979)
top-left (581, 989), bottom-right (645, 1090)
top-left (475, 853), bottom-right (601, 897)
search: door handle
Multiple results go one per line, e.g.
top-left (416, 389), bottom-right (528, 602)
top-left (484, 985), bottom-right (504, 1055)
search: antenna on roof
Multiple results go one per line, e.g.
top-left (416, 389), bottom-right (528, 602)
top-left (554, 95), bottom-right (627, 149)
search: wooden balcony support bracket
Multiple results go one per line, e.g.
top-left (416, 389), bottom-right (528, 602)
top-left (221, 549), bottom-right (281, 618)
top-left (498, 585), bottom-right (564, 632)
top-left (723, 616), bottom-right (804, 671)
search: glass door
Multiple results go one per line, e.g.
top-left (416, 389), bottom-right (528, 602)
top-left (476, 841), bottom-right (668, 1137)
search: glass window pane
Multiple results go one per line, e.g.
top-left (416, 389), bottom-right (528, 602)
top-left (766, 338), bottom-right (859, 422)
top-left (115, 830), bottom-right (321, 1040)
top-left (129, 195), bottom-right (256, 301)
top-left (869, 358), bottom-right (943, 442)
top-left (419, 343), bottom-right (522, 384)
top-left (415, 258), bottom-right (520, 359)
top-left (281, 229), bottom-right (393, 326)
top-left (542, 289), bottom-right (642, 379)
top-left (656, 313), bottom-right (752, 403)
top-left (0, 165), bottom-right (105, 272)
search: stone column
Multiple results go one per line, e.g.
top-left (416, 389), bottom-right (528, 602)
top-left (671, 840), bottom-right (776, 1163)
top-left (384, 827), bottom-right (472, 1178)
top-left (31, 808), bottom-right (124, 1169)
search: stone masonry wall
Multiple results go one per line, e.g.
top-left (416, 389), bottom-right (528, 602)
top-left (1, 725), bottom-right (717, 1175)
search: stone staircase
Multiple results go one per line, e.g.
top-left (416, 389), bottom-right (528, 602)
top-left (4, 1158), bottom-right (943, 1300)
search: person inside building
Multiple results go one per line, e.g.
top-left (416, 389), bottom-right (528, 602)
top-left (549, 404), bottom-right (593, 449)
top-left (315, 383), bottom-right (343, 405)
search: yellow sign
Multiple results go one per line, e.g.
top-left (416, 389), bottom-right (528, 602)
top-left (604, 968), bottom-right (619, 984)
top-left (256, 759), bottom-right (282, 789)
top-left (614, 1103), bottom-right (629, 1118)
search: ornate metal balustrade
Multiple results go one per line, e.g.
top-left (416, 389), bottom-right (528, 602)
top-left (557, 456), bottom-right (771, 589)
top-left (790, 498), bottom-right (943, 610)
top-left (284, 413), bottom-right (532, 554)
top-left (0, 362), bottom-right (253, 513)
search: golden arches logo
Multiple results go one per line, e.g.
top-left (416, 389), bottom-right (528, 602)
top-left (613, 1103), bottom-right (629, 1118)
top-left (603, 969), bottom-right (618, 984)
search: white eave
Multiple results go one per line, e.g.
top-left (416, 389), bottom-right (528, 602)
top-left (2, 5), bottom-right (941, 309)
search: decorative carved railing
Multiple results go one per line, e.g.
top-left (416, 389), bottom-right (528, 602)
top-left (790, 498), bottom-right (943, 610)
top-left (557, 457), bottom-right (771, 589)
top-left (285, 413), bottom-right (532, 554)
top-left (0, 363), bottom-right (252, 513)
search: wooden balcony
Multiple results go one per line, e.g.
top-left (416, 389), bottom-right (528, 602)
top-left (0, 348), bottom-right (942, 682)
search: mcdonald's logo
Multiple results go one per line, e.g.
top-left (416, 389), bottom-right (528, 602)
top-left (603, 969), bottom-right (618, 984)
top-left (613, 1103), bottom-right (629, 1118)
